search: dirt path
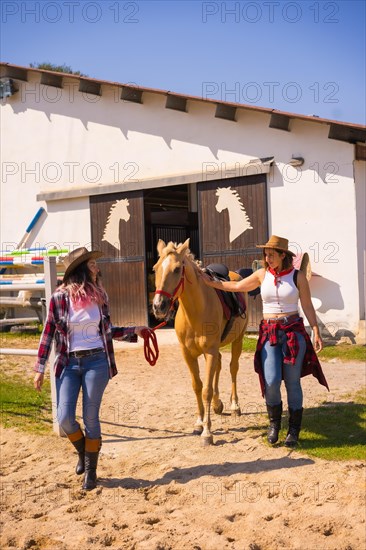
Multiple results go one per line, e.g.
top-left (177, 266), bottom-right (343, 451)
top-left (0, 341), bottom-right (365, 550)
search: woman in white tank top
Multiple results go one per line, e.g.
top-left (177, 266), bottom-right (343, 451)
top-left (201, 235), bottom-right (328, 448)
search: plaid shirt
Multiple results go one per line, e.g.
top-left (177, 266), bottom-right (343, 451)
top-left (254, 317), bottom-right (329, 397)
top-left (34, 289), bottom-right (137, 378)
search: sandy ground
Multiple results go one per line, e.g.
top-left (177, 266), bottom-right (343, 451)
top-left (0, 332), bottom-right (365, 550)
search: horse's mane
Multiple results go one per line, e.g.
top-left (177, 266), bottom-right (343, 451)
top-left (187, 251), bottom-right (202, 271)
top-left (154, 241), bottom-right (202, 271)
top-left (164, 241), bottom-right (179, 255)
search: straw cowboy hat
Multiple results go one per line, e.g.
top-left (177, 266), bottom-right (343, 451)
top-left (63, 247), bottom-right (103, 280)
top-left (256, 235), bottom-right (296, 257)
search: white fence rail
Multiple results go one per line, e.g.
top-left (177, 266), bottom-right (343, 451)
top-left (0, 348), bottom-right (38, 356)
top-left (1, 257), bottom-right (61, 435)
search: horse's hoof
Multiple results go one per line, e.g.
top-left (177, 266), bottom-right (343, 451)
top-left (193, 426), bottom-right (203, 435)
top-left (231, 408), bottom-right (241, 417)
top-left (201, 435), bottom-right (214, 446)
top-left (214, 401), bottom-right (224, 415)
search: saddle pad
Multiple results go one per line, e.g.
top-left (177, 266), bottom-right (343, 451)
top-left (215, 289), bottom-right (246, 320)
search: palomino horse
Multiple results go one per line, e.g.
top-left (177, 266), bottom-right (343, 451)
top-left (152, 239), bottom-right (248, 445)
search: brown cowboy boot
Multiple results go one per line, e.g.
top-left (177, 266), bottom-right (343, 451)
top-left (82, 437), bottom-right (102, 491)
top-left (67, 428), bottom-right (85, 475)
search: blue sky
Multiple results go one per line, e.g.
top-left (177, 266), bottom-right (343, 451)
top-left (1, 0), bottom-right (365, 124)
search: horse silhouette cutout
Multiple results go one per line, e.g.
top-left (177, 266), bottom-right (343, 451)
top-left (152, 239), bottom-right (248, 446)
top-left (102, 199), bottom-right (130, 251)
top-left (215, 186), bottom-right (253, 243)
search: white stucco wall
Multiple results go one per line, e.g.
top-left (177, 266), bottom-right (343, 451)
top-left (0, 73), bottom-right (363, 334)
top-left (354, 159), bottom-right (366, 321)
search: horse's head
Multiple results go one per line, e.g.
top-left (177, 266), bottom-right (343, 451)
top-left (152, 238), bottom-right (190, 319)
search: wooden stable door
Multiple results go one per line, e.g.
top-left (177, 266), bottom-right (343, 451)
top-left (90, 191), bottom-right (148, 327)
top-left (198, 174), bottom-right (268, 330)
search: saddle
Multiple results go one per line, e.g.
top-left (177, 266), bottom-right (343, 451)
top-left (205, 264), bottom-right (246, 318)
top-left (236, 268), bottom-right (261, 299)
top-left (204, 263), bottom-right (248, 341)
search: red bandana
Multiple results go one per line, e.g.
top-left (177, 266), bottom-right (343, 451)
top-left (268, 267), bottom-right (294, 286)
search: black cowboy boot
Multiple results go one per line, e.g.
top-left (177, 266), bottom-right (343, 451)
top-left (82, 437), bottom-right (102, 491)
top-left (266, 402), bottom-right (282, 444)
top-left (285, 408), bottom-right (303, 447)
top-left (67, 428), bottom-right (85, 475)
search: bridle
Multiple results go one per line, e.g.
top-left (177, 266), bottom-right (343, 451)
top-left (142, 263), bottom-right (186, 366)
top-left (146, 261), bottom-right (192, 366)
top-left (154, 265), bottom-right (186, 312)
top-left (142, 266), bottom-right (186, 365)
top-left (142, 265), bottom-right (187, 366)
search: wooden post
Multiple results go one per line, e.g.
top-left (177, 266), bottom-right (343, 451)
top-left (43, 256), bottom-right (63, 436)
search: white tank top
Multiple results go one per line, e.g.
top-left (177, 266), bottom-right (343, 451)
top-left (261, 269), bottom-right (299, 314)
top-left (69, 300), bottom-right (104, 351)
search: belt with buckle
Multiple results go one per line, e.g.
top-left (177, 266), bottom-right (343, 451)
top-left (69, 347), bottom-right (104, 359)
top-left (263, 314), bottom-right (300, 325)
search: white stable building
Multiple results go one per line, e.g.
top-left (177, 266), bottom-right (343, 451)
top-left (1, 62), bottom-right (365, 340)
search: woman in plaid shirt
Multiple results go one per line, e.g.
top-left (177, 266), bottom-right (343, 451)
top-left (34, 247), bottom-right (148, 490)
top-left (201, 235), bottom-right (328, 448)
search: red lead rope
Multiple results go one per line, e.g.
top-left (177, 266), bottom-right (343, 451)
top-left (145, 265), bottom-right (189, 365)
top-left (140, 321), bottom-right (167, 366)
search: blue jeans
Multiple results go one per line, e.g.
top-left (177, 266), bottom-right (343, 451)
top-left (261, 330), bottom-right (306, 410)
top-left (56, 351), bottom-right (109, 439)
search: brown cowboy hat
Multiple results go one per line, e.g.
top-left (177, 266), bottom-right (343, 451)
top-left (63, 247), bottom-right (103, 280)
top-left (256, 235), bottom-right (296, 257)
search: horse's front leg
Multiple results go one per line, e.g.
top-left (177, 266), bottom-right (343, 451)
top-left (201, 351), bottom-right (219, 445)
top-left (229, 337), bottom-right (243, 416)
top-left (181, 347), bottom-right (204, 434)
top-left (213, 352), bottom-right (224, 415)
